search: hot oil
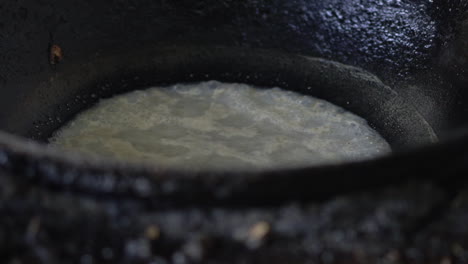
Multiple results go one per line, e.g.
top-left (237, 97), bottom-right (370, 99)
top-left (50, 81), bottom-right (391, 170)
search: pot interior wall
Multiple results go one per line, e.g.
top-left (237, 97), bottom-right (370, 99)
top-left (0, 46), bottom-right (436, 151)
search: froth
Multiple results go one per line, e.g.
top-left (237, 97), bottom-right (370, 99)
top-left (50, 81), bottom-right (391, 170)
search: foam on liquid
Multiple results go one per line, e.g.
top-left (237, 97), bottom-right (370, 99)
top-left (50, 81), bottom-right (391, 170)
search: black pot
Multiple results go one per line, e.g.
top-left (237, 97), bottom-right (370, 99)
top-left (0, 1), bottom-right (467, 263)
top-left (0, 0), bottom-right (467, 202)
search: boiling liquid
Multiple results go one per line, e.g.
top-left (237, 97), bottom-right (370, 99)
top-left (50, 81), bottom-right (391, 170)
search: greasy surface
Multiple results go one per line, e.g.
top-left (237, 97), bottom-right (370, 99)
top-left (0, 0), bottom-right (451, 77)
top-left (2, 167), bottom-right (468, 264)
top-left (51, 81), bottom-right (390, 170)
top-left (0, 0), bottom-right (467, 135)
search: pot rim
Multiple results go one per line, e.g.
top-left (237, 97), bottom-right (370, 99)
top-left (1, 126), bottom-right (466, 204)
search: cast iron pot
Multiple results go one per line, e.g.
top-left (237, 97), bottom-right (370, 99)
top-left (0, 0), bottom-right (467, 205)
top-left (2, 1), bottom-right (468, 264)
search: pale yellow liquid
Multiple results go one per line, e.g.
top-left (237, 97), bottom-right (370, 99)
top-left (50, 81), bottom-right (391, 170)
